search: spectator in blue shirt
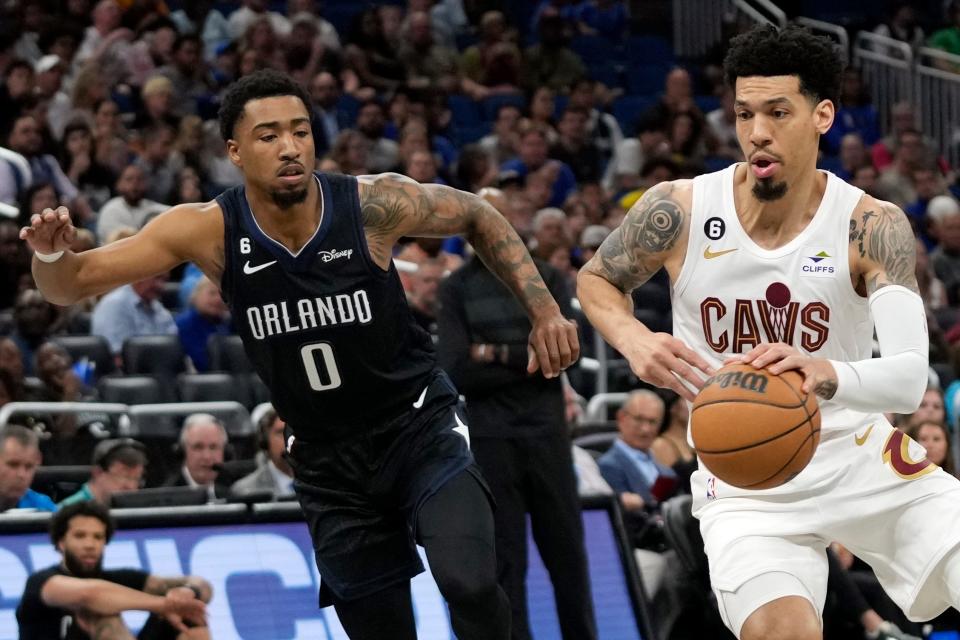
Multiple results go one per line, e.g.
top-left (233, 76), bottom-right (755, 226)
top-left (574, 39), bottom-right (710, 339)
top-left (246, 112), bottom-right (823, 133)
top-left (176, 276), bottom-right (231, 372)
top-left (822, 67), bottom-right (882, 155)
top-left (0, 424), bottom-right (56, 513)
top-left (91, 275), bottom-right (178, 357)
top-left (574, 0), bottom-right (628, 41)
top-left (501, 124), bottom-right (576, 208)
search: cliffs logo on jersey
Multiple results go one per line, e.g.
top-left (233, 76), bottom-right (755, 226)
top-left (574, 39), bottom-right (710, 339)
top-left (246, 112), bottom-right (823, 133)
top-left (246, 290), bottom-right (372, 340)
top-left (700, 282), bottom-right (830, 353)
top-left (801, 248), bottom-right (835, 278)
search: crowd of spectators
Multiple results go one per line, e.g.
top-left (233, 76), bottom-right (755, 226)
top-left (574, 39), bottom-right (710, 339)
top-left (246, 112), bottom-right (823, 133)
top-left (5, 0), bottom-right (960, 636)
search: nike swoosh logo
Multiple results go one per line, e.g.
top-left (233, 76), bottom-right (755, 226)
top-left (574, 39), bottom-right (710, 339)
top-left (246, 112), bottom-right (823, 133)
top-left (243, 260), bottom-right (277, 275)
top-left (412, 386), bottom-right (428, 409)
top-left (703, 246), bottom-right (738, 259)
top-left (453, 412), bottom-right (470, 447)
top-left (854, 424), bottom-right (874, 446)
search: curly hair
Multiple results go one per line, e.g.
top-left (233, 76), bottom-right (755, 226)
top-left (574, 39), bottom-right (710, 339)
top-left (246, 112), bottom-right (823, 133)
top-left (218, 69), bottom-right (311, 141)
top-left (723, 24), bottom-right (844, 105)
top-left (49, 501), bottom-right (115, 546)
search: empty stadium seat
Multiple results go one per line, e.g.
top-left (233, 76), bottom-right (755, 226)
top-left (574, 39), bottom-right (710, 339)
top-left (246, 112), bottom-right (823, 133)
top-left (178, 372), bottom-right (250, 406)
top-left (54, 335), bottom-right (115, 379)
top-left (573, 431), bottom-right (617, 454)
top-left (122, 336), bottom-right (186, 400)
top-left (207, 335), bottom-right (253, 373)
top-left (98, 375), bottom-right (163, 405)
top-left (247, 374), bottom-right (271, 407)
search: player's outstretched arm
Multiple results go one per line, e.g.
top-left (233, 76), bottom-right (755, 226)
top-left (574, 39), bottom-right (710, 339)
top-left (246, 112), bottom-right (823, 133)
top-left (577, 181), bottom-right (713, 401)
top-left (20, 204), bottom-right (223, 306)
top-left (357, 172), bottom-right (578, 377)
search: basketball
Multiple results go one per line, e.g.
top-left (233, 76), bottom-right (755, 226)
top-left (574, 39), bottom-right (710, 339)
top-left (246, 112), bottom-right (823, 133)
top-left (691, 363), bottom-right (821, 490)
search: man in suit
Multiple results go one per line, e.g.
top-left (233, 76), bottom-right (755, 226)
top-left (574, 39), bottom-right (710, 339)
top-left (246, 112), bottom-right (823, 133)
top-left (310, 71), bottom-right (350, 159)
top-left (599, 389), bottom-right (678, 520)
top-left (231, 406), bottom-right (294, 499)
top-left (163, 413), bottom-right (230, 501)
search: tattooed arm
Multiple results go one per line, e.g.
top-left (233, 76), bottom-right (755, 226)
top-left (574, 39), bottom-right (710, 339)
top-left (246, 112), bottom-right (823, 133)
top-left (357, 173), bottom-right (579, 377)
top-left (144, 575), bottom-right (213, 602)
top-left (850, 199), bottom-right (921, 295)
top-left (577, 181), bottom-right (714, 400)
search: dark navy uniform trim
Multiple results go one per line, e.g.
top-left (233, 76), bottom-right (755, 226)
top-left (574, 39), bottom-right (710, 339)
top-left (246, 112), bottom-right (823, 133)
top-left (239, 173), bottom-right (335, 272)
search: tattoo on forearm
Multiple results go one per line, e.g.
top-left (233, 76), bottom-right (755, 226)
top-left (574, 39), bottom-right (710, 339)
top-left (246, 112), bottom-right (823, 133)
top-left (814, 378), bottom-right (838, 400)
top-left (851, 205), bottom-right (919, 295)
top-left (144, 576), bottom-right (188, 596)
top-left (584, 183), bottom-right (683, 293)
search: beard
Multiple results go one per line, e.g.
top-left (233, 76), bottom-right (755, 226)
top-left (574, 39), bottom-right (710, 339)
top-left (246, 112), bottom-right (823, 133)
top-left (63, 548), bottom-right (103, 578)
top-left (752, 178), bottom-right (788, 202)
top-left (270, 186), bottom-right (309, 209)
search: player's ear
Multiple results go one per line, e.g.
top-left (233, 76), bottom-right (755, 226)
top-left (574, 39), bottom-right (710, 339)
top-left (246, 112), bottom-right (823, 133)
top-left (226, 139), bottom-right (242, 168)
top-left (813, 99), bottom-right (834, 136)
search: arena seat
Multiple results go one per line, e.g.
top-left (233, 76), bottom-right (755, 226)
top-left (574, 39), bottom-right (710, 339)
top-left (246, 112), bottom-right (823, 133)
top-left (573, 431), bottom-right (618, 454)
top-left (53, 335), bottom-right (115, 379)
top-left (448, 94), bottom-right (482, 126)
top-left (122, 336), bottom-right (186, 400)
top-left (625, 35), bottom-right (674, 65)
top-left (625, 62), bottom-right (672, 96)
top-left (178, 372), bottom-right (250, 406)
top-left (612, 95), bottom-right (657, 136)
top-left (98, 375), bottom-right (163, 405)
top-left (207, 334), bottom-right (253, 373)
top-left (247, 373), bottom-right (271, 407)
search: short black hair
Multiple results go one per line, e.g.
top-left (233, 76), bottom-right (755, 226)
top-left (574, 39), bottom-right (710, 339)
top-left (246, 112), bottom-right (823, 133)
top-left (50, 501), bottom-right (115, 546)
top-left (218, 70), bottom-right (311, 141)
top-left (723, 24), bottom-right (844, 105)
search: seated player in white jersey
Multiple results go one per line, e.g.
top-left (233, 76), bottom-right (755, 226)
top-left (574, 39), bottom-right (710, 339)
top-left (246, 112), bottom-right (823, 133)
top-left (578, 24), bottom-right (960, 640)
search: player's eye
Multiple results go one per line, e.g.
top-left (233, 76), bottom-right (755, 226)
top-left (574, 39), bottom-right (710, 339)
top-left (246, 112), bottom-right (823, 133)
top-left (773, 110), bottom-right (788, 119)
top-left (295, 130), bottom-right (309, 138)
top-left (260, 134), bottom-right (277, 142)
top-left (736, 111), bottom-right (750, 121)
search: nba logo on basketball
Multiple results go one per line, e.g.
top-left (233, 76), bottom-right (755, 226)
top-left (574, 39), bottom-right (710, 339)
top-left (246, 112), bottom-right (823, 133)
top-left (706, 477), bottom-right (718, 500)
top-left (699, 282), bottom-right (830, 353)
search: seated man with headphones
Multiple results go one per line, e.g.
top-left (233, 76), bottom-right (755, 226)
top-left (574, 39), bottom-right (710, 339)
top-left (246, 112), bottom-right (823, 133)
top-left (162, 414), bottom-right (231, 501)
top-left (59, 439), bottom-right (148, 507)
top-left (230, 407), bottom-right (294, 500)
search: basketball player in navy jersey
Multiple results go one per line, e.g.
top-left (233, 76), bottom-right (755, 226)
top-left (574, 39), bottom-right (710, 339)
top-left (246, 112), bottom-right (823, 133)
top-left (579, 25), bottom-right (960, 640)
top-left (21, 70), bottom-right (579, 639)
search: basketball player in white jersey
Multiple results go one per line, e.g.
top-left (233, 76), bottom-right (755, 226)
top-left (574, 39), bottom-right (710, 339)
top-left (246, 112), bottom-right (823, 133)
top-left (579, 24), bottom-right (960, 640)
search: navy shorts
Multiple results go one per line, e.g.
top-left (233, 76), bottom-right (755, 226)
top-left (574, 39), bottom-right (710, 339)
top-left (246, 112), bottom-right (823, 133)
top-left (285, 370), bottom-right (485, 605)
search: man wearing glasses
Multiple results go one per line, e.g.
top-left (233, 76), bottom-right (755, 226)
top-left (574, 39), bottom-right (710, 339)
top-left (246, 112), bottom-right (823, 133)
top-left (59, 439), bottom-right (147, 507)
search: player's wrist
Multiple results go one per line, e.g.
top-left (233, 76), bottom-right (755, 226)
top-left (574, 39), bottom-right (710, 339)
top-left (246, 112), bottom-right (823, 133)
top-left (34, 249), bottom-right (65, 263)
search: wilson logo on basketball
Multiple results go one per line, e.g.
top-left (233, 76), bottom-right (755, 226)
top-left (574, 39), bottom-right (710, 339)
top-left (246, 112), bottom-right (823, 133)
top-left (699, 281), bottom-right (830, 354)
top-left (704, 371), bottom-right (769, 393)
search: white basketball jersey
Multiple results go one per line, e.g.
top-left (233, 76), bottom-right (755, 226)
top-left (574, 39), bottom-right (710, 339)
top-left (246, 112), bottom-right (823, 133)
top-left (673, 164), bottom-right (872, 435)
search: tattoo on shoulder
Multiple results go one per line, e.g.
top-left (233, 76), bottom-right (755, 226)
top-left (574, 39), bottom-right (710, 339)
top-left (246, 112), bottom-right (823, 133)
top-left (359, 176), bottom-right (410, 264)
top-left (586, 183), bottom-right (684, 292)
top-left (851, 204), bottom-right (919, 295)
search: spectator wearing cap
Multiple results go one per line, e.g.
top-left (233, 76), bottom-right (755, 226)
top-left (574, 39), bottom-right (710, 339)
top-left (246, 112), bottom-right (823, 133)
top-left (35, 55), bottom-right (73, 139)
top-left (929, 195), bottom-right (960, 306)
top-left (230, 408), bottom-right (294, 500)
top-left (0, 424), bottom-right (55, 513)
top-left (96, 164), bottom-right (168, 243)
top-left (502, 125), bottom-right (576, 208)
top-left (59, 439), bottom-right (147, 507)
top-left (579, 225), bottom-right (610, 264)
top-left (164, 413), bottom-right (230, 501)
top-left (176, 276), bottom-right (231, 372)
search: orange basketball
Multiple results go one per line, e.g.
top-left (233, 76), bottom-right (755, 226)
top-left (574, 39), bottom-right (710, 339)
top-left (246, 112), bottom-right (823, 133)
top-left (690, 363), bottom-right (820, 490)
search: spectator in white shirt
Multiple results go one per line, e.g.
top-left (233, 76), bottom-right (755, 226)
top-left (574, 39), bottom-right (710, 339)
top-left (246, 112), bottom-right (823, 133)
top-left (96, 164), bottom-right (168, 243)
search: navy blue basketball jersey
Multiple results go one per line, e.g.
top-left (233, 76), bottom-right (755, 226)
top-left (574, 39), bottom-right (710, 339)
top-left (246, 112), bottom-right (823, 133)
top-left (217, 172), bottom-right (436, 441)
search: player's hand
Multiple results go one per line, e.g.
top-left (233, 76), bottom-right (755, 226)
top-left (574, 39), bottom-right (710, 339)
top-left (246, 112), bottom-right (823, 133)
top-left (624, 331), bottom-right (715, 402)
top-left (621, 492), bottom-right (645, 511)
top-left (20, 206), bottom-right (76, 255)
top-left (527, 310), bottom-right (580, 378)
top-left (728, 343), bottom-right (838, 399)
top-left (162, 589), bottom-right (206, 631)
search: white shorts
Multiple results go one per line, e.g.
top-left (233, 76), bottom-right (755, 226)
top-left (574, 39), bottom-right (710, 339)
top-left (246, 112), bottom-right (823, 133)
top-left (692, 418), bottom-right (960, 633)
top-left (716, 571), bottom-right (822, 638)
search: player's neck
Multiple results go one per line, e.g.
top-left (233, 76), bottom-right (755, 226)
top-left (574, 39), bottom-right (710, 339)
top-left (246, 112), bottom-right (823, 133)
top-left (735, 164), bottom-right (826, 250)
top-left (246, 179), bottom-right (322, 253)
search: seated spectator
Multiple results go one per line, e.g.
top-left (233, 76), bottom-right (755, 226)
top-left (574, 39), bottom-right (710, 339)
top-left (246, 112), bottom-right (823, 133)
top-left (0, 217), bottom-right (31, 308)
top-left (355, 101), bottom-right (399, 173)
top-left (16, 501), bottom-right (210, 637)
top-left (460, 11), bottom-right (523, 100)
top-left (455, 144), bottom-right (497, 194)
top-left (640, 67), bottom-right (701, 130)
top-left (502, 124), bottom-right (576, 208)
top-left (875, 129), bottom-right (927, 207)
top-left (835, 132), bottom-right (871, 182)
top-left (479, 103), bottom-right (522, 166)
top-left (907, 387), bottom-right (946, 430)
top-left (91, 99), bottom-right (130, 175)
top-left (529, 207), bottom-right (571, 263)
top-left (405, 258), bottom-right (445, 336)
top-left (404, 149), bottom-right (443, 185)
top-left (573, 0), bottom-right (629, 40)
top-left (175, 276), bottom-right (231, 372)
top-left (852, 164), bottom-right (880, 196)
top-left (667, 110), bottom-right (709, 165)
top-left (928, 195), bottom-right (960, 305)
top-left (230, 408), bottom-right (294, 500)
top-left (131, 76), bottom-right (181, 132)
top-left (59, 438), bottom-right (148, 507)
top-left (572, 444), bottom-right (613, 496)
top-left (91, 273), bottom-right (177, 356)
top-left (569, 78), bottom-right (624, 172)
top-left (650, 393), bottom-right (696, 494)
top-left (16, 182), bottom-right (58, 228)
top-left (528, 86), bottom-right (559, 143)
top-left (523, 12), bottom-right (586, 92)
top-left (929, 1), bottom-right (960, 67)
top-left (598, 390), bottom-right (678, 526)
top-left (916, 238), bottom-right (948, 311)
top-left (873, 2), bottom-right (925, 54)
top-left (163, 413), bottom-right (230, 501)
top-left (60, 121), bottom-right (115, 213)
top-left (329, 129), bottom-right (371, 176)
top-left (240, 17), bottom-right (287, 74)
top-left (0, 424), bottom-right (55, 513)
top-left (3, 115), bottom-right (79, 205)
top-left (10, 289), bottom-right (59, 376)
top-left (550, 106), bottom-right (603, 183)
top-left (96, 164), bottom-right (168, 243)
top-left (870, 102), bottom-right (946, 174)
top-left (228, 0), bottom-right (291, 41)
top-left (0, 338), bottom-right (25, 391)
top-left (287, 0), bottom-right (341, 52)
top-left (135, 122), bottom-right (183, 204)
top-left (909, 421), bottom-right (956, 478)
top-left (822, 67), bottom-right (882, 154)
top-left (397, 11), bottom-right (459, 93)
top-left (343, 8), bottom-right (405, 95)
top-left (310, 71), bottom-right (349, 158)
top-left (0, 368), bottom-right (23, 408)
top-left (0, 59), bottom-right (35, 128)
top-left (155, 34), bottom-right (211, 116)
top-left (906, 165), bottom-right (947, 233)
top-left (706, 86), bottom-right (741, 161)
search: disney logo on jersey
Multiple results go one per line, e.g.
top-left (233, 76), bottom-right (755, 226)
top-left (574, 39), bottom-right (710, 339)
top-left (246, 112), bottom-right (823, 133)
top-left (801, 248), bottom-right (835, 278)
top-left (319, 248), bottom-right (354, 263)
top-left (700, 282), bottom-right (830, 354)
